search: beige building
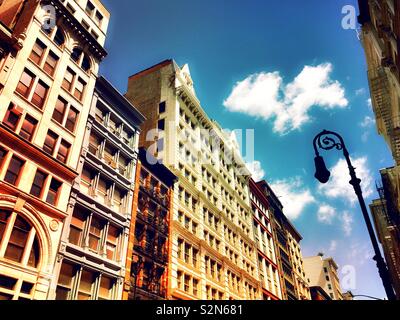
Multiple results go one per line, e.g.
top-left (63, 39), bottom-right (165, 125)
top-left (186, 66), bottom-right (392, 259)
top-left (303, 255), bottom-right (343, 300)
top-left (0, 0), bottom-right (109, 299)
top-left (125, 60), bottom-right (261, 300)
top-left (358, 0), bottom-right (400, 299)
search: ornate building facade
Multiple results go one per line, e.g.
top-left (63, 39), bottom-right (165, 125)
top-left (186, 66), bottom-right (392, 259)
top-left (358, 0), bottom-right (400, 299)
top-left (0, 0), bottom-right (108, 300)
top-left (50, 76), bottom-right (144, 300)
top-left (125, 60), bottom-right (261, 300)
top-left (123, 148), bottom-right (176, 300)
top-left (249, 178), bottom-right (282, 300)
top-left (256, 180), bottom-right (310, 300)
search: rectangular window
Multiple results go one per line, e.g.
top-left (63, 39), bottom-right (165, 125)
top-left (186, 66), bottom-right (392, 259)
top-left (62, 68), bottom-right (75, 92)
top-left (30, 170), bottom-right (47, 198)
top-left (0, 147), bottom-right (7, 168)
top-left (46, 178), bottom-right (61, 206)
top-left (53, 97), bottom-right (67, 124)
top-left (30, 40), bottom-right (46, 65)
top-left (16, 70), bottom-right (34, 98)
top-left (57, 140), bottom-right (71, 163)
top-left (98, 276), bottom-right (114, 300)
top-left (19, 115), bottom-right (37, 142)
top-left (43, 51), bottom-right (59, 76)
top-left (66, 107), bottom-right (79, 132)
top-left (77, 269), bottom-right (95, 300)
top-left (94, 11), bottom-right (103, 26)
top-left (31, 81), bottom-right (49, 109)
top-left (159, 102), bottom-right (166, 114)
top-left (43, 130), bottom-right (58, 156)
top-left (3, 104), bottom-right (22, 130)
top-left (56, 262), bottom-right (75, 300)
top-left (85, 1), bottom-right (95, 15)
top-left (158, 119), bottom-right (165, 131)
top-left (88, 216), bottom-right (104, 253)
top-left (106, 225), bottom-right (120, 261)
top-left (69, 209), bottom-right (86, 247)
top-left (4, 156), bottom-right (24, 185)
top-left (74, 78), bottom-right (86, 101)
top-left (184, 275), bottom-right (190, 292)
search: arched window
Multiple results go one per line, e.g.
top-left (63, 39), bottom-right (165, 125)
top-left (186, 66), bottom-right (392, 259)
top-left (0, 210), bottom-right (41, 269)
top-left (70, 47), bottom-right (91, 73)
top-left (54, 29), bottom-right (65, 47)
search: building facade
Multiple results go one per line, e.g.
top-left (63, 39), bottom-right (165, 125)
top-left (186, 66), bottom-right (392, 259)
top-left (123, 148), bottom-right (176, 300)
top-left (0, 0), bottom-right (108, 300)
top-left (303, 255), bottom-right (343, 300)
top-left (249, 178), bottom-right (282, 300)
top-left (49, 76), bottom-right (144, 300)
top-left (358, 0), bottom-right (400, 299)
top-left (256, 180), bottom-right (310, 300)
top-left (125, 60), bottom-right (261, 300)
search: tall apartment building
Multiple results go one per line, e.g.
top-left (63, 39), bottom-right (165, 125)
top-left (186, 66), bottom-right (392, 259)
top-left (303, 255), bottom-right (343, 300)
top-left (49, 76), bottom-right (144, 300)
top-left (123, 148), bottom-right (176, 300)
top-left (358, 0), bottom-right (400, 299)
top-left (256, 180), bottom-right (310, 300)
top-left (125, 60), bottom-right (261, 300)
top-left (249, 178), bottom-right (282, 300)
top-left (0, 0), bottom-right (108, 300)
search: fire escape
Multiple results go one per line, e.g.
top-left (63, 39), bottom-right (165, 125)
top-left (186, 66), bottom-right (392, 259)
top-left (368, 66), bottom-right (400, 165)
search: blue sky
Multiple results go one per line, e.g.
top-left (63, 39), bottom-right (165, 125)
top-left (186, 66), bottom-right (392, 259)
top-left (100, 0), bottom-right (394, 299)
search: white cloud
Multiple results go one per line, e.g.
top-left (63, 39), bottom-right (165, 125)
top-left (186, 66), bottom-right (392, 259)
top-left (355, 88), bottom-right (366, 96)
top-left (317, 204), bottom-right (336, 224)
top-left (318, 156), bottom-right (374, 205)
top-left (270, 177), bottom-right (315, 220)
top-left (246, 161), bottom-right (265, 181)
top-left (360, 116), bottom-right (375, 128)
top-left (329, 240), bottom-right (338, 252)
top-left (341, 211), bottom-right (354, 236)
top-left (367, 98), bottom-right (372, 109)
top-left (223, 63), bottom-right (348, 134)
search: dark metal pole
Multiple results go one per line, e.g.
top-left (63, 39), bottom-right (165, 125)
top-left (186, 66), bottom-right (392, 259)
top-left (313, 130), bottom-right (396, 301)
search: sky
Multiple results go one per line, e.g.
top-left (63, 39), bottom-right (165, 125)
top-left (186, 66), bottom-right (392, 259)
top-left (100, 0), bottom-right (394, 299)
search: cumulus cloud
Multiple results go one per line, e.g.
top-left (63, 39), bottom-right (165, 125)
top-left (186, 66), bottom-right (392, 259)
top-left (360, 116), bottom-right (375, 128)
top-left (367, 98), bottom-right (372, 109)
top-left (318, 157), bottom-right (374, 205)
top-left (329, 240), bottom-right (338, 252)
top-left (223, 63), bottom-right (348, 134)
top-left (341, 211), bottom-right (354, 236)
top-left (270, 177), bottom-right (315, 220)
top-left (246, 161), bottom-right (265, 181)
top-left (318, 204), bottom-right (336, 224)
top-left (355, 88), bottom-right (366, 96)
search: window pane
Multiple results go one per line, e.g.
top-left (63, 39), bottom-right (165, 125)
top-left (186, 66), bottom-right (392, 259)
top-left (4, 156), bottom-right (24, 185)
top-left (89, 217), bottom-right (104, 253)
top-left (57, 140), bottom-right (71, 163)
top-left (31, 81), bottom-right (48, 109)
top-left (19, 115), bottom-right (38, 142)
top-left (71, 48), bottom-right (82, 63)
top-left (52, 97), bottom-right (67, 124)
top-left (46, 178), bottom-right (61, 206)
top-left (3, 104), bottom-right (22, 130)
top-left (30, 40), bottom-right (46, 65)
top-left (56, 262), bottom-right (75, 300)
top-left (16, 70), bottom-right (34, 98)
top-left (69, 209), bottom-right (87, 246)
top-left (66, 107), bottom-right (79, 132)
top-left (98, 276), bottom-right (113, 300)
top-left (43, 130), bottom-right (58, 156)
top-left (54, 29), bottom-right (65, 47)
top-left (27, 236), bottom-right (40, 268)
top-left (4, 216), bottom-right (31, 263)
top-left (78, 270), bottom-right (96, 300)
top-left (30, 170), bottom-right (47, 198)
top-left (74, 78), bottom-right (86, 101)
top-left (43, 51), bottom-right (58, 76)
top-left (62, 68), bottom-right (75, 91)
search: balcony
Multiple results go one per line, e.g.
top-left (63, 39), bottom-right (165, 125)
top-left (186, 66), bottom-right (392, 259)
top-left (136, 210), bottom-right (169, 234)
top-left (135, 283), bottom-right (167, 300)
top-left (134, 243), bottom-right (168, 264)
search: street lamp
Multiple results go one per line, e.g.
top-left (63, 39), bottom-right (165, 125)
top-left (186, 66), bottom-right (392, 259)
top-left (312, 130), bottom-right (396, 301)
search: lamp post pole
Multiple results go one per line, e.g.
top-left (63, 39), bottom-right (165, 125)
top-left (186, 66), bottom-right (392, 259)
top-left (313, 130), bottom-right (396, 301)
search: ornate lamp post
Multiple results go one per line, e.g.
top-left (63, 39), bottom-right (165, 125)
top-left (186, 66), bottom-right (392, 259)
top-left (313, 130), bottom-right (396, 301)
